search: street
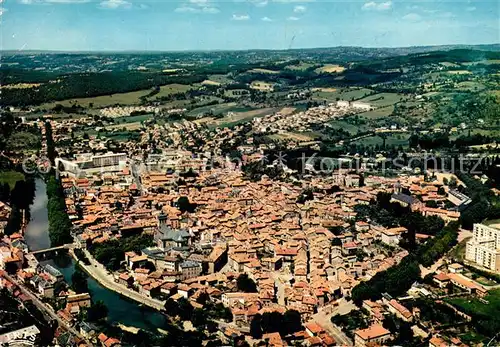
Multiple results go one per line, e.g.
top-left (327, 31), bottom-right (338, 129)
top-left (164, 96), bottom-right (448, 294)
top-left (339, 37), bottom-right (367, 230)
top-left (308, 298), bottom-right (355, 346)
top-left (3, 273), bottom-right (92, 346)
top-left (70, 248), bottom-right (165, 311)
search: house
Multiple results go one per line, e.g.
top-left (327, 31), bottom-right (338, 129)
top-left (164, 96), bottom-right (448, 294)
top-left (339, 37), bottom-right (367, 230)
top-left (67, 293), bottom-right (91, 308)
top-left (180, 260), bottom-right (202, 281)
top-left (447, 273), bottom-right (488, 297)
top-left (433, 273), bottom-right (450, 288)
top-left (448, 263), bottom-right (464, 273)
top-left (79, 322), bottom-right (98, 338)
top-left (40, 264), bottom-right (64, 282)
top-left (387, 299), bottom-right (412, 322)
top-left (118, 273), bottom-right (134, 287)
top-left (305, 322), bottom-right (324, 337)
top-left (354, 325), bottom-right (391, 347)
top-left (429, 336), bottom-right (448, 347)
top-left (262, 332), bottom-right (285, 346)
top-left (381, 227), bottom-right (407, 246)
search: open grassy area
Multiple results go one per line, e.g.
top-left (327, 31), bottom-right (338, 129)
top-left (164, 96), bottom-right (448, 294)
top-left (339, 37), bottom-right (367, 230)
top-left (286, 62), bottom-right (316, 71)
top-left (315, 64), bottom-right (346, 74)
top-left (448, 289), bottom-right (500, 318)
top-left (187, 102), bottom-right (238, 117)
top-left (356, 92), bottom-right (405, 107)
top-left (224, 89), bottom-right (249, 98)
top-left (352, 133), bottom-right (410, 147)
top-left (208, 74), bottom-right (233, 84)
top-left (357, 105), bottom-right (394, 119)
top-left (0, 171), bottom-right (25, 189)
top-left (250, 81), bottom-right (274, 91)
top-left (456, 81), bottom-right (486, 92)
top-left (215, 107), bottom-right (277, 128)
top-left (327, 119), bottom-right (370, 135)
top-left (248, 68), bottom-right (280, 74)
top-left (268, 131), bottom-right (318, 142)
top-left (312, 88), bottom-right (374, 102)
top-left (153, 84), bottom-right (192, 98)
top-left (40, 89), bottom-right (151, 109)
top-left (201, 80), bottom-right (221, 86)
top-left (116, 113), bottom-right (152, 123)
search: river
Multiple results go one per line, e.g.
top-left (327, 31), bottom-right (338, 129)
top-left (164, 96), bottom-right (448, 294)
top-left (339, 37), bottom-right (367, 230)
top-left (24, 178), bottom-right (169, 332)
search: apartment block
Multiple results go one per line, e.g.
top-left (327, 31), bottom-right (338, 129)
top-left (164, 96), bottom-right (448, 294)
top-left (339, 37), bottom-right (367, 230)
top-left (465, 223), bottom-right (500, 273)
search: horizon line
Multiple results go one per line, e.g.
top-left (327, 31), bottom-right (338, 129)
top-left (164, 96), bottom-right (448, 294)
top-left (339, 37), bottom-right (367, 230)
top-left (1, 42), bottom-right (499, 55)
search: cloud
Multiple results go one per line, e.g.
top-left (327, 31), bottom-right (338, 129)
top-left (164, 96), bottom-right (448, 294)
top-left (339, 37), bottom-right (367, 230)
top-left (402, 13), bottom-right (421, 21)
top-left (248, 0), bottom-right (268, 6)
top-left (287, 16), bottom-right (299, 20)
top-left (439, 11), bottom-right (455, 18)
top-left (465, 6), bottom-right (476, 11)
top-left (293, 5), bottom-right (306, 13)
top-left (261, 16), bottom-right (272, 21)
top-left (272, 0), bottom-right (314, 3)
top-left (362, 1), bottom-right (392, 11)
top-left (175, 0), bottom-right (220, 14)
top-left (232, 14), bottom-right (249, 20)
top-left (20, 0), bottom-right (91, 3)
top-left (99, 0), bottom-right (130, 8)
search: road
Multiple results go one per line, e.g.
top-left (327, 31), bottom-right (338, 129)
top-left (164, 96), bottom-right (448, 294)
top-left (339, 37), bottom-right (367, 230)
top-left (308, 298), bottom-right (355, 346)
top-left (3, 273), bottom-right (92, 346)
top-left (420, 228), bottom-right (473, 278)
top-left (71, 248), bottom-right (165, 311)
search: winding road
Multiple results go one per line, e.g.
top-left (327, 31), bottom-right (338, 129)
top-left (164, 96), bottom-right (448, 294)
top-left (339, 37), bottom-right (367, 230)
top-left (70, 248), bottom-right (165, 311)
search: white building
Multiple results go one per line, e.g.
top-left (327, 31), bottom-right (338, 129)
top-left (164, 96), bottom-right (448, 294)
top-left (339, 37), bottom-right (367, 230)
top-left (337, 100), bottom-right (350, 108)
top-left (351, 102), bottom-right (373, 111)
top-left (465, 223), bottom-right (500, 273)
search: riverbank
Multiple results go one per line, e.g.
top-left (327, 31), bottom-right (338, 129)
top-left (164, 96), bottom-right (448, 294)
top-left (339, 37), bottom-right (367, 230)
top-left (24, 178), bottom-right (169, 333)
top-left (69, 248), bottom-right (165, 311)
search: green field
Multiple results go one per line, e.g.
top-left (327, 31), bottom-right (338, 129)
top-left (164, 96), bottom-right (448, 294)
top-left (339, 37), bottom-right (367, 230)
top-left (208, 74), bottom-right (233, 84)
top-left (216, 107), bottom-right (277, 128)
top-left (153, 84), bottom-right (192, 99)
top-left (353, 133), bottom-right (410, 147)
top-left (448, 289), bottom-right (500, 318)
top-left (224, 89), bottom-right (249, 98)
top-left (113, 113), bottom-right (152, 124)
top-left (0, 171), bottom-right (25, 189)
top-left (286, 62), bottom-right (316, 71)
top-left (187, 102), bottom-right (238, 117)
top-left (40, 90), bottom-right (151, 109)
top-left (357, 105), bottom-right (395, 119)
top-left (327, 119), bottom-right (370, 135)
top-left (356, 93), bottom-right (405, 107)
top-left (312, 88), bottom-right (373, 102)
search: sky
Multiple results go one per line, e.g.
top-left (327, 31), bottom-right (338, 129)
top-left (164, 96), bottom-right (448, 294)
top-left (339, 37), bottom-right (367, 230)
top-left (0, 0), bottom-right (498, 51)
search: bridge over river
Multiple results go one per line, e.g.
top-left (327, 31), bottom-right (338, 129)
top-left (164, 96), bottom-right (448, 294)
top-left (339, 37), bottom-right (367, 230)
top-left (29, 243), bottom-right (75, 258)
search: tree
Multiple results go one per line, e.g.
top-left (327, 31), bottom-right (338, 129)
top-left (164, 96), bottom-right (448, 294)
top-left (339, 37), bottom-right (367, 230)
top-left (165, 298), bottom-right (179, 317)
top-left (191, 308), bottom-right (207, 328)
top-left (71, 266), bottom-right (88, 294)
top-left (236, 274), bottom-right (257, 293)
top-left (250, 314), bottom-right (263, 339)
top-left (448, 177), bottom-right (458, 188)
top-left (261, 311), bottom-right (283, 334)
top-left (177, 298), bottom-right (194, 321)
top-left (177, 196), bottom-right (196, 213)
top-left (282, 310), bottom-right (302, 335)
top-left (86, 301), bottom-right (108, 322)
